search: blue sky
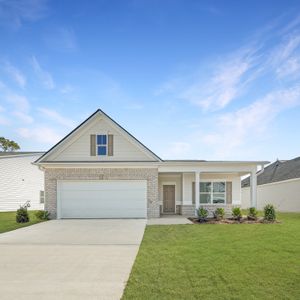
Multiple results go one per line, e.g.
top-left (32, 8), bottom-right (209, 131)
top-left (1, 0), bottom-right (300, 161)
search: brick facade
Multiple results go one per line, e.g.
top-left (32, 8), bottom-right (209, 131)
top-left (44, 168), bottom-right (159, 219)
top-left (181, 205), bottom-right (196, 216)
top-left (181, 204), bottom-right (236, 217)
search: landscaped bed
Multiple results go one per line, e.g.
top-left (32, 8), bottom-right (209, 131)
top-left (0, 211), bottom-right (46, 234)
top-left (188, 217), bottom-right (280, 224)
top-left (122, 212), bottom-right (300, 300)
top-left (190, 205), bottom-right (279, 224)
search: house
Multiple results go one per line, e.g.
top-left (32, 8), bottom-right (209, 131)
top-left (241, 157), bottom-right (300, 212)
top-left (34, 109), bottom-right (268, 219)
top-left (0, 152), bottom-right (45, 211)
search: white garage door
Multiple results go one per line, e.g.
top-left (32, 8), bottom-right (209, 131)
top-left (57, 180), bottom-right (147, 219)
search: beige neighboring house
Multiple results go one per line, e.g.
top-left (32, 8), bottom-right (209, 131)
top-left (0, 152), bottom-right (45, 211)
top-left (34, 109), bottom-right (268, 219)
top-left (241, 157), bottom-right (300, 212)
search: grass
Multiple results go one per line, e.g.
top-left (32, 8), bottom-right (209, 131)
top-left (123, 213), bottom-right (300, 300)
top-left (0, 211), bottom-right (45, 234)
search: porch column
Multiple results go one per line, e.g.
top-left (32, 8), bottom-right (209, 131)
top-left (250, 170), bottom-right (257, 208)
top-left (195, 171), bottom-right (200, 211)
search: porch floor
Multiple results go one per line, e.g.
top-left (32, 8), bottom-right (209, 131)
top-left (147, 215), bottom-right (193, 225)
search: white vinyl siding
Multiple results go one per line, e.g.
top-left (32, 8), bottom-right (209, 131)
top-left (47, 116), bottom-right (155, 161)
top-left (0, 155), bottom-right (44, 211)
top-left (241, 178), bottom-right (300, 212)
top-left (57, 180), bottom-right (147, 218)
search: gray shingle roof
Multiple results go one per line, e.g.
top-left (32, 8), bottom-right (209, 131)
top-left (0, 151), bottom-right (44, 157)
top-left (242, 157), bottom-right (300, 187)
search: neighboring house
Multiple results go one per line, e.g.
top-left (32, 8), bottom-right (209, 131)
top-left (0, 152), bottom-right (45, 211)
top-left (241, 157), bottom-right (300, 212)
top-left (34, 109), bottom-right (268, 219)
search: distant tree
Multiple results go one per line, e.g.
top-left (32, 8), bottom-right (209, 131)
top-left (0, 137), bottom-right (20, 152)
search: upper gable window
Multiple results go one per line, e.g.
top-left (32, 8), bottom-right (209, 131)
top-left (97, 135), bottom-right (107, 155)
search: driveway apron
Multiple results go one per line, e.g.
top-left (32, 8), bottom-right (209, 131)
top-left (0, 219), bottom-right (146, 300)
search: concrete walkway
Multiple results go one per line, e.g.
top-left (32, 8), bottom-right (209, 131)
top-left (0, 219), bottom-right (146, 300)
top-left (147, 215), bottom-right (193, 225)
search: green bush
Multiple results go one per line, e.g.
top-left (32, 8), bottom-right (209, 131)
top-left (214, 207), bottom-right (225, 220)
top-left (248, 207), bottom-right (258, 220)
top-left (232, 207), bottom-right (242, 220)
top-left (35, 210), bottom-right (50, 220)
top-left (197, 207), bottom-right (208, 222)
top-left (264, 204), bottom-right (276, 221)
top-left (16, 206), bottom-right (29, 223)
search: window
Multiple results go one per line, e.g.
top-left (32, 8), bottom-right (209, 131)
top-left (200, 181), bottom-right (226, 204)
top-left (40, 190), bottom-right (45, 204)
top-left (97, 134), bottom-right (107, 156)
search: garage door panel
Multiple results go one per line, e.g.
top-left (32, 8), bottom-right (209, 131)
top-left (60, 181), bottom-right (145, 191)
top-left (58, 180), bottom-right (147, 218)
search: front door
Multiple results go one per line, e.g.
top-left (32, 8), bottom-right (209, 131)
top-left (163, 185), bottom-right (175, 213)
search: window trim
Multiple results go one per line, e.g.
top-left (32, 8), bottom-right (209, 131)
top-left (96, 134), bottom-right (108, 156)
top-left (199, 181), bottom-right (226, 205)
top-left (40, 190), bottom-right (45, 204)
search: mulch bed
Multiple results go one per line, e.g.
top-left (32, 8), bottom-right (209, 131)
top-left (188, 217), bottom-right (280, 224)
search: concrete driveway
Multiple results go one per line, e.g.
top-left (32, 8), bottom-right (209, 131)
top-left (0, 219), bottom-right (146, 300)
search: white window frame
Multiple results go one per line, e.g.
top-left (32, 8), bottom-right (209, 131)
top-left (96, 134), bottom-right (108, 156)
top-left (199, 181), bottom-right (226, 205)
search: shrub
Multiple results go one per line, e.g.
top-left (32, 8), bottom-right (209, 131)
top-left (197, 207), bottom-right (208, 222)
top-left (248, 207), bottom-right (258, 220)
top-left (232, 207), bottom-right (242, 220)
top-left (214, 207), bottom-right (225, 220)
top-left (35, 210), bottom-right (50, 220)
top-left (16, 203), bottom-right (30, 223)
top-left (264, 204), bottom-right (276, 221)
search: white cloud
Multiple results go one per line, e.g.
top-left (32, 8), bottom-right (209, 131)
top-left (166, 142), bottom-right (191, 158)
top-left (201, 86), bottom-right (300, 158)
top-left (3, 61), bottom-right (26, 88)
top-left (156, 46), bottom-right (259, 112)
top-left (183, 52), bottom-right (253, 111)
top-left (30, 56), bottom-right (55, 89)
top-left (12, 111), bottom-right (33, 123)
top-left (44, 27), bottom-right (77, 52)
top-left (276, 57), bottom-right (300, 78)
top-left (0, 81), bottom-right (5, 89)
top-left (156, 16), bottom-right (300, 112)
top-left (0, 84), bottom-right (32, 124)
top-left (269, 34), bottom-right (300, 79)
top-left (5, 92), bottom-right (30, 112)
top-left (0, 115), bottom-right (10, 125)
top-left (124, 103), bottom-right (144, 110)
top-left (37, 107), bottom-right (75, 128)
top-left (60, 84), bottom-right (74, 94)
top-left (0, 0), bottom-right (48, 29)
top-left (18, 126), bottom-right (62, 144)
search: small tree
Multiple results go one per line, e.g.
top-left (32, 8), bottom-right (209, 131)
top-left (264, 204), bottom-right (276, 222)
top-left (197, 207), bottom-right (208, 222)
top-left (248, 207), bottom-right (258, 220)
top-left (0, 137), bottom-right (20, 152)
top-left (16, 201), bottom-right (30, 223)
top-left (232, 207), bottom-right (242, 221)
top-left (214, 208), bottom-right (225, 220)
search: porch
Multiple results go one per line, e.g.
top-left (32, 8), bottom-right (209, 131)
top-left (158, 164), bottom-right (258, 217)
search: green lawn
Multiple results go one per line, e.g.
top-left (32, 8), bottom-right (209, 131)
top-left (0, 211), bottom-right (45, 234)
top-left (123, 213), bottom-right (300, 300)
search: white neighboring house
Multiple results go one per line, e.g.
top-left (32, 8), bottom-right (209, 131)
top-left (241, 157), bottom-right (300, 212)
top-left (0, 152), bottom-right (45, 211)
top-left (34, 109), bottom-right (268, 219)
